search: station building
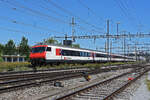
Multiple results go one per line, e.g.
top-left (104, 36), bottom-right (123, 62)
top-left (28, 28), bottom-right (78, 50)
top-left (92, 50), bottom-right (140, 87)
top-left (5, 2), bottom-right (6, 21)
top-left (2, 55), bottom-right (26, 62)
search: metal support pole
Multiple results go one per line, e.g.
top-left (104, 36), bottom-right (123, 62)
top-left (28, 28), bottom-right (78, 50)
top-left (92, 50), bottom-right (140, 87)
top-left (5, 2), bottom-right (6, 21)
top-left (17, 57), bottom-right (19, 62)
top-left (127, 45), bottom-right (129, 56)
top-left (5, 57), bottom-right (7, 62)
top-left (71, 17), bottom-right (76, 42)
top-left (135, 43), bottom-right (137, 61)
top-left (22, 57), bottom-right (25, 62)
top-left (117, 22), bottom-right (120, 35)
top-left (11, 57), bottom-right (13, 62)
top-left (105, 41), bottom-right (107, 52)
top-left (124, 35), bottom-right (126, 62)
top-left (110, 41), bottom-right (112, 61)
top-left (107, 20), bottom-right (109, 62)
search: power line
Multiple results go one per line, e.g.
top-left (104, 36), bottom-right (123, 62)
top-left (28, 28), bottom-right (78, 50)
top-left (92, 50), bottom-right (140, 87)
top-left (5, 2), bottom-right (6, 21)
top-left (2, 0), bottom-right (101, 35)
top-left (120, 0), bottom-right (140, 24)
top-left (0, 16), bottom-right (65, 34)
top-left (35, 0), bottom-right (104, 34)
top-left (24, 0), bottom-right (69, 19)
top-left (2, 0), bottom-right (68, 24)
top-left (0, 26), bottom-right (55, 37)
top-left (113, 0), bottom-right (136, 26)
top-left (45, 0), bottom-right (104, 32)
top-left (113, 0), bottom-right (140, 27)
top-left (77, 0), bottom-right (104, 22)
top-left (0, 26), bottom-right (31, 34)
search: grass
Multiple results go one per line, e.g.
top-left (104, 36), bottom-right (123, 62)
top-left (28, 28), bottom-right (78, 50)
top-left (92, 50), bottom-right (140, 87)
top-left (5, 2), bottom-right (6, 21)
top-left (146, 73), bottom-right (150, 91)
top-left (146, 79), bottom-right (150, 91)
top-left (36, 61), bottom-right (138, 70)
top-left (0, 62), bottom-right (31, 72)
top-left (0, 61), bottom-right (140, 72)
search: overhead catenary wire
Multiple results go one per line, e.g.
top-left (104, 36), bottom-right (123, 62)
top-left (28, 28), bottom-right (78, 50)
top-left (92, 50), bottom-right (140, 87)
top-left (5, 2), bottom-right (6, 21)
top-left (23, 0), bottom-right (70, 19)
top-left (118, 0), bottom-right (138, 23)
top-left (77, 0), bottom-right (105, 23)
top-left (1, 0), bottom-right (101, 35)
top-left (0, 16), bottom-right (65, 34)
top-left (44, 0), bottom-right (104, 32)
top-left (113, 0), bottom-right (130, 18)
top-left (0, 26), bottom-right (32, 34)
top-left (23, 0), bottom-right (102, 34)
top-left (0, 26), bottom-right (54, 38)
top-left (2, 0), bottom-right (68, 24)
top-left (113, 0), bottom-right (140, 28)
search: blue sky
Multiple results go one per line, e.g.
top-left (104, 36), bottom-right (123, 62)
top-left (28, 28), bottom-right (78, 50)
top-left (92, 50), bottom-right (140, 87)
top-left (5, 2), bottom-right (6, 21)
top-left (0, 0), bottom-right (150, 54)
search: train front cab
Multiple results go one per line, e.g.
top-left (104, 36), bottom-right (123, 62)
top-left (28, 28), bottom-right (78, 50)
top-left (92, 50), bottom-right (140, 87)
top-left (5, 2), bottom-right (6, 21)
top-left (30, 45), bottom-right (51, 66)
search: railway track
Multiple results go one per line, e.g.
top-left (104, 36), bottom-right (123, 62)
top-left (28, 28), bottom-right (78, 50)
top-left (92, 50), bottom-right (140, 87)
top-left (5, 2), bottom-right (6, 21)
top-left (0, 69), bottom-right (89, 81)
top-left (0, 63), bottom-right (142, 76)
top-left (54, 66), bottom-right (149, 100)
top-left (0, 66), bottom-right (89, 75)
top-left (0, 64), bottom-right (147, 95)
top-left (0, 64), bottom-right (144, 82)
top-left (0, 69), bottom-right (92, 93)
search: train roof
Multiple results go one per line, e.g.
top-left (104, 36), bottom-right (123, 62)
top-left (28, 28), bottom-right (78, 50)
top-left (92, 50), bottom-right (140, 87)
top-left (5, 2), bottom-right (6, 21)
top-left (33, 43), bottom-right (129, 57)
top-left (33, 43), bottom-right (106, 53)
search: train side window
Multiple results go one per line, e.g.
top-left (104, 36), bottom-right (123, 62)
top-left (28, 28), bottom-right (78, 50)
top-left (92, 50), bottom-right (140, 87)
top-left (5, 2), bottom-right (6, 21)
top-left (87, 52), bottom-right (90, 57)
top-left (80, 52), bottom-right (83, 56)
top-left (46, 47), bottom-right (51, 51)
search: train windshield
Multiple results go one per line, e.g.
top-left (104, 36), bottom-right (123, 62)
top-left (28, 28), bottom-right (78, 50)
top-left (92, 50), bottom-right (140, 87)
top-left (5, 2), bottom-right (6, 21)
top-left (32, 47), bottom-right (46, 53)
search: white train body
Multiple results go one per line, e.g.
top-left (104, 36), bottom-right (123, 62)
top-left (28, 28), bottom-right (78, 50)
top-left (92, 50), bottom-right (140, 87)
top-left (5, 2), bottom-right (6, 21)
top-left (29, 44), bottom-right (135, 65)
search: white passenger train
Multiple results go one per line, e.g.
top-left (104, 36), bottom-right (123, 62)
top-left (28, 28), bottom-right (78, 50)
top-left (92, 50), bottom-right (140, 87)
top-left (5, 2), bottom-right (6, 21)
top-left (29, 44), bottom-right (135, 66)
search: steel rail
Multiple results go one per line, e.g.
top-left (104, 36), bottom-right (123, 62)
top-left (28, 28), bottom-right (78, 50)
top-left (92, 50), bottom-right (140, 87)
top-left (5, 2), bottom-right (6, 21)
top-left (55, 70), bottom-right (134, 100)
top-left (0, 69), bottom-right (88, 81)
top-left (103, 68), bottom-right (150, 100)
top-left (0, 66), bottom-right (89, 75)
top-left (55, 67), bottom-right (147, 100)
top-left (0, 66), bottom-right (131, 94)
top-left (0, 64), bottom-right (146, 94)
top-left (0, 64), bottom-right (142, 81)
top-left (0, 71), bottom-right (92, 94)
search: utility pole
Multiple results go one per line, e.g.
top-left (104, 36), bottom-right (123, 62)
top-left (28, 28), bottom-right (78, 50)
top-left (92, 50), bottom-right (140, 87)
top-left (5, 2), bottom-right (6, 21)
top-left (122, 31), bottom-right (126, 62)
top-left (105, 41), bottom-right (107, 52)
top-left (127, 44), bottom-right (129, 56)
top-left (70, 17), bottom-right (76, 42)
top-left (116, 22), bottom-right (120, 35)
top-left (110, 41), bottom-right (112, 61)
top-left (135, 42), bottom-right (137, 61)
top-left (106, 20), bottom-right (110, 62)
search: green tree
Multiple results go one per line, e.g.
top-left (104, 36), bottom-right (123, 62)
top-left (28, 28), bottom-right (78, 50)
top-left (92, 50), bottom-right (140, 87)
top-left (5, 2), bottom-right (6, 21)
top-left (42, 38), bottom-right (80, 48)
top-left (4, 40), bottom-right (16, 55)
top-left (18, 37), bottom-right (30, 59)
top-left (0, 43), bottom-right (4, 55)
top-left (72, 44), bottom-right (80, 48)
top-left (0, 55), bottom-right (3, 62)
top-left (43, 37), bottom-right (59, 44)
top-left (0, 43), bottom-right (4, 62)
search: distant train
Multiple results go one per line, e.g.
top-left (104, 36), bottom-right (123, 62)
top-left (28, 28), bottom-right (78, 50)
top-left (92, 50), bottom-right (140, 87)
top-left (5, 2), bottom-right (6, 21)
top-left (29, 44), bottom-right (135, 66)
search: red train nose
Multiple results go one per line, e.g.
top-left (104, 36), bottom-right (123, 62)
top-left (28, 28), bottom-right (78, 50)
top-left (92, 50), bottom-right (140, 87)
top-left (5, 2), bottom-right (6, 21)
top-left (30, 52), bottom-right (46, 59)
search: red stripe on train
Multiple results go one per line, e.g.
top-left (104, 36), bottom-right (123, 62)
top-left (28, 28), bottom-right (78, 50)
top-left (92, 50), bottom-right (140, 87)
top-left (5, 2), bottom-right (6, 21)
top-left (56, 48), bottom-right (61, 56)
top-left (32, 45), bottom-right (48, 48)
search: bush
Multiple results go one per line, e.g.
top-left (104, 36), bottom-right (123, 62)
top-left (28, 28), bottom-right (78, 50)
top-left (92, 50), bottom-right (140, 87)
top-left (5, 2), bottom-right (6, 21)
top-left (0, 57), bottom-right (3, 62)
top-left (0, 62), bottom-right (31, 72)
